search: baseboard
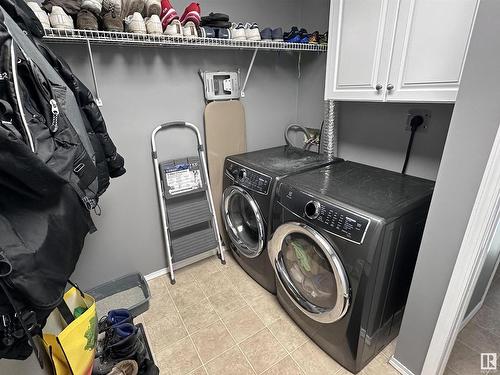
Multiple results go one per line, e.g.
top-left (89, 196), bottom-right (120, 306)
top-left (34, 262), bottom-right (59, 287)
top-left (389, 356), bottom-right (417, 375)
top-left (145, 267), bottom-right (167, 281)
top-left (460, 300), bottom-right (483, 330)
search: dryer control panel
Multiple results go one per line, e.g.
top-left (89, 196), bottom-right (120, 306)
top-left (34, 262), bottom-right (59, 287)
top-left (281, 186), bottom-right (370, 244)
top-left (226, 160), bottom-right (272, 195)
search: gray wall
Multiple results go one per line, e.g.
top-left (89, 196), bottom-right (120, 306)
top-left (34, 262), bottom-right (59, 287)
top-left (393, 0), bottom-right (500, 373)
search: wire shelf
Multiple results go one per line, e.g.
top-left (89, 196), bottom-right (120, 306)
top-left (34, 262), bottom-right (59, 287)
top-left (43, 28), bottom-right (328, 52)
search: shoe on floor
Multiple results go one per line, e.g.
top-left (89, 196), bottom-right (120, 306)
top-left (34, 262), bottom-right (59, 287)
top-left (77, 9), bottom-right (99, 30)
top-left (121, 0), bottom-right (145, 18)
top-left (93, 324), bottom-right (146, 375)
top-left (99, 309), bottom-right (133, 333)
top-left (260, 27), bottom-right (272, 41)
top-left (229, 22), bottom-right (245, 40)
top-left (160, 0), bottom-right (178, 29)
top-left (182, 20), bottom-right (198, 38)
top-left (163, 18), bottom-right (182, 36)
top-left (179, 2), bottom-right (201, 26)
top-left (244, 22), bottom-right (260, 41)
top-left (107, 360), bottom-right (139, 375)
top-left (125, 12), bottom-right (146, 33)
top-left (144, 0), bottom-right (161, 17)
top-left (27, 2), bottom-right (50, 29)
top-left (145, 15), bottom-right (162, 34)
top-left (81, 0), bottom-right (103, 15)
top-left (49, 6), bottom-right (74, 29)
top-left (272, 27), bottom-right (283, 42)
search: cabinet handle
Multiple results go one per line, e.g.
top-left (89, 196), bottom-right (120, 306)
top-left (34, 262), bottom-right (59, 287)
top-left (387, 84), bottom-right (394, 91)
top-left (375, 84), bottom-right (383, 91)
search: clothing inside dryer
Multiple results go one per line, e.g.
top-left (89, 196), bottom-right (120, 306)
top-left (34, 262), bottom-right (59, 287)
top-left (227, 192), bottom-right (260, 251)
top-left (281, 233), bottom-right (337, 309)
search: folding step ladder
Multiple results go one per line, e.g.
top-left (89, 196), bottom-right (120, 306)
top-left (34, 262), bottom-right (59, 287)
top-left (151, 122), bottom-right (225, 284)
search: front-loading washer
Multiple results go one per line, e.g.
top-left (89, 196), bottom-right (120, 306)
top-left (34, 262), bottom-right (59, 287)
top-left (221, 146), bottom-right (342, 293)
top-left (268, 161), bottom-right (434, 373)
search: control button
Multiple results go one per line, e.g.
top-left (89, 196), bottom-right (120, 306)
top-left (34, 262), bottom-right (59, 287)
top-left (238, 169), bottom-right (247, 179)
top-left (305, 201), bottom-right (321, 220)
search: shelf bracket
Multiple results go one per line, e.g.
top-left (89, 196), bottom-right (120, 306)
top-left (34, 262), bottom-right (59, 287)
top-left (86, 40), bottom-right (103, 107)
top-left (240, 49), bottom-right (258, 98)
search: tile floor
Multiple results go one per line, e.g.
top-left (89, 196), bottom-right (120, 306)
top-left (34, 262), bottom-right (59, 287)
top-left (139, 254), bottom-right (399, 375)
top-left (445, 268), bottom-right (500, 375)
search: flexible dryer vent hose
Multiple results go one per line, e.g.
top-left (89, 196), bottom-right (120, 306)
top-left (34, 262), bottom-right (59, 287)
top-left (320, 100), bottom-right (338, 159)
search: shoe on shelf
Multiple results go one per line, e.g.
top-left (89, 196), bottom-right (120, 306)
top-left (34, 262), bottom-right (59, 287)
top-left (77, 9), bottom-right (99, 30)
top-left (244, 22), bottom-right (260, 41)
top-left (145, 14), bottom-right (162, 34)
top-left (102, 6), bottom-right (124, 31)
top-left (27, 2), bottom-right (50, 29)
top-left (163, 18), bottom-right (182, 36)
top-left (299, 28), bottom-right (309, 43)
top-left (319, 32), bottom-right (328, 45)
top-left (125, 12), bottom-right (147, 33)
top-left (49, 6), bottom-right (74, 29)
top-left (107, 360), bottom-right (139, 375)
top-left (182, 20), bottom-right (198, 38)
top-left (199, 26), bottom-right (215, 38)
top-left (93, 323), bottom-right (146, 375)
top-left (201, 12), bottom-right (229, 25)
top-left (284, 26), bottom-right (301, 43)
top-left (260, 27), bottom-right (272, 41)
top-left (214, 27), bottom-right (230, 39)
top-left (272, 27), bottom-right (283, 42)
top-left (179, 2), bottom-right (201, 26)
top-left (160, 0), bottom-right (179, 30)
top-left (102, 0), bottom-right (121, 15)
top-left (144, 0), bottom-right (161, 17)
top-left (229, 22), bottom-right (245, 40)
top-left (121, 0), bottom-right (145, 19)
top-left (81, 0), bottom-right (102, 15)
top-left (308, 31), bottom-right (319, 44)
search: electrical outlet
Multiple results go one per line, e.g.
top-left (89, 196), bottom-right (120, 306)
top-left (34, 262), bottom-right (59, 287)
top-left (406, 109), bottom-right (431, 132)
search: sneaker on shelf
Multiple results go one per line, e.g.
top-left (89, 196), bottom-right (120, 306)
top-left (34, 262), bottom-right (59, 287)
top-left (93, 323), bottom-right (146, 375)
top-left (121, 0), bottom-right (145, 18)
top-left (27, 2), bottom-right (50, 29)
top-left (308, 31), bottom-right (319, 44)
top-left (144, 0), bottom-right (161, 17)
top-left (213, 27), bottom-right (229, 39)
top-left (260, 27), bottom-right (272, 41)
top-left (102, 0), bottom-right (121, 15)
top-left (107, 360), bottom-right (139, 375)
top-left (229, 22), bottom-right (245, 40)
top-left (77, 9), bottom-right (99, 30)
top-left (179, 2), bottom-right (201, 26)
top-left (125, 12), bottom-right (147, 33)
top-left (299, 28), bottom-right (309, 43)
top-left (272, 27), bottom-right (283, 42)
top-left (182, 20), bottom-right (198, 38)
top-left (163, 18), bottom-right (182, 36)
top-left (145, 14), bottom-right (162, 34)
top-left (81, 0), bottom-right (102, 15)
top-left (284, 26), bottom-right (300, 43)
top-left (319, 32), bottom-right (328, 45)
top-left (160, 0), bottom-right (178, 30)
top-left (199, 26), bottom-right (215, 38)
top-left (244, 22), bottom-right (260, 41)
top-left (102, 5), bottom-right (124, 31)
top-left (201, 12), bottom-right (229, 25)
top-left (49, 6), bottom-right (74, 29)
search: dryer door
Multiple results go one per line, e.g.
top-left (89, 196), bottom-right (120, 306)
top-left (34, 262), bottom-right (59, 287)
top-left (269, 222), bottom-right (350, 323)
top-left (222, 186), bottom-right (265, 258)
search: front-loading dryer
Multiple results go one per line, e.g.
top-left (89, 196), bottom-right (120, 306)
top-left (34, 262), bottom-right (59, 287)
top-left (268, 162), bottom-right (434, 373)
top-left (221, 146), bottom-right (342, 293)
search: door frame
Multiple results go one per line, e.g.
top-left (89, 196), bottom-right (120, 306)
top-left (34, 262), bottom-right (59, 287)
top-left (420, 123), bottom-right (500, 375)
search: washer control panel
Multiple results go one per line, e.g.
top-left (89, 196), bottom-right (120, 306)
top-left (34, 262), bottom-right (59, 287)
top-left (226, 161), bottom-right (272, 195)
top-left (281, 186), bottom-right (370, 244)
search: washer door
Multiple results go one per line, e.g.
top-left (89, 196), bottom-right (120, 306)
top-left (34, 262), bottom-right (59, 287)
top-left (222, 186), bottom-right (265, 258)
top-left (269, 222), bottom-right (350, 323)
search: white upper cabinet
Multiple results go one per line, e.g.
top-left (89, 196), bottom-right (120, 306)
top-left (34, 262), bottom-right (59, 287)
top-left (325, 0), bottom-right (479, 102)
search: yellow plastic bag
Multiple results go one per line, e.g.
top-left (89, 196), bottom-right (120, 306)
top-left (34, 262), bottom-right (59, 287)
top-left (42, 287), bottom-right (97, 375)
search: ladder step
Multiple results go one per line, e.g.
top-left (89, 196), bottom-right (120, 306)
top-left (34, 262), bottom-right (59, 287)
top-left (171, 228), bottom-right (218, 263)
top-left (167, 198), bottom-right (212, 232)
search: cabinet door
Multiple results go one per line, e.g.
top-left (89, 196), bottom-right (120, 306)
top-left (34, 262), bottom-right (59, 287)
top-left (325, 0), bottom-right (398, 101)
top-left (386, 0), bottom-right (479, 102)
